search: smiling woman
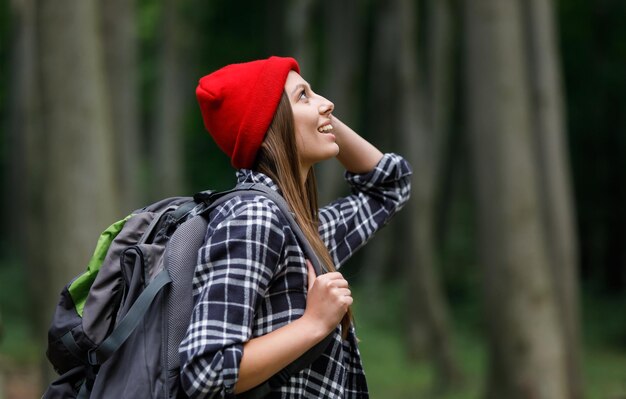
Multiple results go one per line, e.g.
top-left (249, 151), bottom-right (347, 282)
top-left (181, 56), bottom-right (412, 398)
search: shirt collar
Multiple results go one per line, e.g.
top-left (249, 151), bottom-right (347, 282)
top-left (236, 169), bottom-right (282, 194)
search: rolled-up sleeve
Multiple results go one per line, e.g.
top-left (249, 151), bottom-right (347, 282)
top-left (319, 153), bottom-right (412, 268)
top-left (179, 199), bottom-right (286, 398)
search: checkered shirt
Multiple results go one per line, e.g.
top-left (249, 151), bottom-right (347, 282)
top-left (179, 153), bottom-right (412, 398)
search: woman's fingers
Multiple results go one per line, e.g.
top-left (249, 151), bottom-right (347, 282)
top-left (316, 272), bottom-right (349, 289)
top-left (306, 260), bottom-right (352, 303)
top-left (306, 260), bottom-right (316, 291)
top-left (307, 264), bottom-right (348, 285)
top-left (317, 271), bottom-right (343, 281)
top-left (328, 279), bottom-right (349, 289)
top-left (335, 288), bottom-right (352, 297)
top-left (306, 262), bottom-right (350, 293)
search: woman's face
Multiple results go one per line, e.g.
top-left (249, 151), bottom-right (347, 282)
top-left (284, 71), bottom-right (339, 170)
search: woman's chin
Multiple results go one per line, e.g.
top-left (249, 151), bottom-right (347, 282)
top-left (323, 144), bottom-right (340, 160)
top-left (302, 143), bottom-right (341, 167)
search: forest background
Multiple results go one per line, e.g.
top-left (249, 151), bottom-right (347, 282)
top-left (0, 0), bottom-right (625, 398)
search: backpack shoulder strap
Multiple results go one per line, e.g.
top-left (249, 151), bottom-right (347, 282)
top-left (87, 268), bottom-right (172, 365)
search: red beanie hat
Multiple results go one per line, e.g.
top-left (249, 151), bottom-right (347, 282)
top-left (196, 56), bottom-right (300, 169)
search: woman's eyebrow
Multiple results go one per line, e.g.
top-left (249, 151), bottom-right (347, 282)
top-left (291, 83), bottom-right (310, 97)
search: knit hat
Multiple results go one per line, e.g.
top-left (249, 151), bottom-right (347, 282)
top-left (196, 56), bottom-right (300, 169)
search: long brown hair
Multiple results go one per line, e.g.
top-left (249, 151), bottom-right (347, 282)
top-left (253, 92), bottom-right (353, 339)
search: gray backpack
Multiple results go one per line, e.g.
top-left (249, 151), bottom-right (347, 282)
top-left (43, 183), bottom-right (331, 399)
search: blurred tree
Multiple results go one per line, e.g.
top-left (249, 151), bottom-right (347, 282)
top-left (358, 0), bottom-right (402, 288)
top-left (6, 0), bottom-right (46, 387)
top-left (523, 0), bottom-right (582, 397)
top-left (397, 0), bottom-right (462, 391)
top-left (99, 0), bottom-right (142, 212)
top-left (7, 0), bottom-right (40, 269)
top-left (463, 0), bottom-right (570, 398)
top-left (152, 0), bottom-right (193, 198)
top-left (285, 0), bottom-right (315, 79)
top-left (36, 0), bottom-right (118, 385)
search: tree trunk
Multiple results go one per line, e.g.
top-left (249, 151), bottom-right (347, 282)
top-left (8, 0), bottom-right (48, 388)
top-left (100, 0), bottom-right (141, 212)
top-left (522, 1), bottom-right (583, 398)
top-left (7, 0), bottom-right (41, 259)
top-left (359, 0), bottom-right (402, 287)
top-left (463, 1), bottom-right (569, 398)
top-left (285, 0), bottom-right (315, 78)
top-left (36, 0), bottom-right (118, 384)
top-left (366, 0), bottom-right (401, 153)
top-left (397, 0), bottom-right (462, 391)
top-left (152, 0), bottom-right (192, 199)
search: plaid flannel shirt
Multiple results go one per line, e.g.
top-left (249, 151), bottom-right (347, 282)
top-left (179, 153), bottom-right (412, 398)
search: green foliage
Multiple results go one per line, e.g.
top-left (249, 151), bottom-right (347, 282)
top-left (0, 253), bottom-right (40, 365)
top-left (584, 348), bottom-right (626, 399)
top-left (582, 290), bottom-right (626, 352)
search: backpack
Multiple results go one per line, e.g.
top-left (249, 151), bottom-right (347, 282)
top-left (43, 183), bottom-right (332, 399)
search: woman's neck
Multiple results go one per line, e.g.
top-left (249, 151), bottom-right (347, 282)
top-left (300, 164), bottom-right (311, 187)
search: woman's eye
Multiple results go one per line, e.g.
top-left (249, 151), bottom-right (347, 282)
top-left (299, 90), bottom-right (308, 101)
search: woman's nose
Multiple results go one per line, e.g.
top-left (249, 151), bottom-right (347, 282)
top-left (319, 98), bottom-right (334, 115)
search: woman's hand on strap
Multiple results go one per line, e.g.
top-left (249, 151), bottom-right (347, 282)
top-left (234, 260), bottom-right (348, 394)
top-left (303, 260), bottom-right (352, 334)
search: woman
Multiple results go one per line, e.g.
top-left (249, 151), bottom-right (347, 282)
top-left (179, 56), bottom-right (412, 398)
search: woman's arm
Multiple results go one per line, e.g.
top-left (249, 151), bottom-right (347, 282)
top-left (333, 116), bottom-right (383, 174)
top-left (318, 152), bottom-right (413, 269)
top-left (235, 262), bottom-right (352, 393)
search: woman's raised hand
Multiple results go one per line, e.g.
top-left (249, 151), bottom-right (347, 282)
top-left (303, 260), bottom-right (353, 334)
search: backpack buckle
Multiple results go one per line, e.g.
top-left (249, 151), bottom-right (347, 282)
top-left (193, 190), bottom-right (217, 204)
top-left (87, 349), bottom-right (99, 366)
